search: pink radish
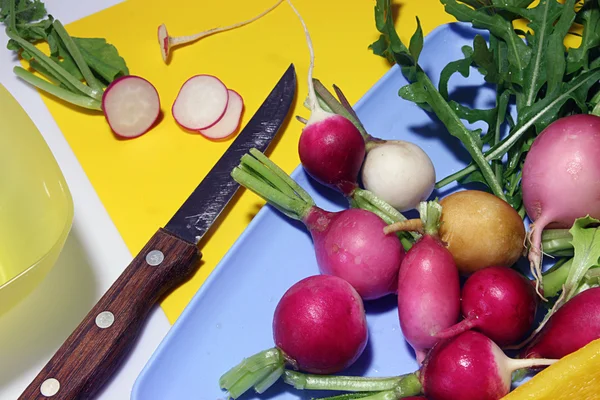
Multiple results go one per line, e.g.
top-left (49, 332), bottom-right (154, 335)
top-left (283, 331), bottom-right (556, 400)
top-left (231, 148), bottom-right (405, 300)
top-left (219, 275), bottom-right (368, 398)
top-left (157, 0), bottom-right (283, 62)
top-left (521, 114), bottom-right (600, 297)
top-left (102, 75), bottom-right (161, 138)
top-left (287, 0), bottom-right (366, 196)
top-left (435, 266), bottom-right (538, 347)
top-left (522, 287), bottom-right (600, 361)
top-left (172, 74), bottom-right (229, 131)
top-left (384, 201), bottom-right (461, 363)
top-left (199, 89), bottom-right (244, 140)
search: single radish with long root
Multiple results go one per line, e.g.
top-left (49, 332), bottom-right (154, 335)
top-left (219, 275), bottom-right (368, 398)
top-left (157, 0), bottom-right (283, 62)
top-left (102, 75), bottom-right (161, 138)
top-left (385, 200), bottom-right (460, 364)
top-left (172, 74), bottom-right (229, 131)
top-left (286, 0), bottom-right (366, 196)
top-left (435, 266), bottom-right (538, 347)
top-left (521, 114), bottom-right (600, 299)
top-left (283, 330), bottom-right (557, 400)
top-left (231, 148), bottom-right (405, 300)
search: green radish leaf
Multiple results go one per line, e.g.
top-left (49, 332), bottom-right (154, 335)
top-left (0, 0), bottom-right (47, 26)
top-left (47, 29), bottom-right (84, 81)
top-left (565, 216), bottom-right (600, 300)
top-left (409, 17), bottom-right (424, 64)
top-left (72, 37), bottom-right (129, 83)
top-left (567, 1), bottom-right (600, 74)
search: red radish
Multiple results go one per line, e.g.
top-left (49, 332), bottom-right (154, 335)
top-left (287, 0), bottom-right (366, 196)
top-left (283, 331), bottom-right (556, 400)
top-left (157, 0), bottom-right (283, 62)
top-left (102, 75), bottom-right (160, 138)
top-left (522, 287), bottom-right (600, 361)
top-left (435, 266), bottom-right (538, 347)
top-left (172, 75), bottom-right (229, 131)
top-left (231, 148), bottom-right (405, 300)
top-left (521, 114), bottom-right (600, 297)
top-left (199, 89), bottom-right (244, 140)
top-left (219, 275), bottom-right (368, 398)
top-left (385, 201), bottom-right (460, 363)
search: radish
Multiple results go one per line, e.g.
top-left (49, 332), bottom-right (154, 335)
top-left (231, 148), bottom-right (405, 300)
top-left (219, 275), bottom-right (368, 398)
top-left (102, 75), bottom-right (161, 138)
top-left (385, 200), bottom-right (460, 364)
top-left (435, 266), bottom-right (538, 347)
top-left (521, 114), bottom-right (600, 297)
top-left (172, 74), bottom-right (229, 131)
top-left (286, 0), bottom-right (366, 196)
top-left (522, 287), bottom-right (600, 361)
top-left (284, 331), bottom-right (557, 400)
top-left (157, 0), bottom-right (283, 62)
top-left (199, 89), bottom-right (244, 140)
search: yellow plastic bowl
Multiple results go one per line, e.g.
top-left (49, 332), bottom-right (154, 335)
top-left (0, 83), bottom-right (74, 316)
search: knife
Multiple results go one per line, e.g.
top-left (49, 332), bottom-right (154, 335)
top-left (19, 64), bottom-right (296, 400)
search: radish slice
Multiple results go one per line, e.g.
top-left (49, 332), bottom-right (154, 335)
top-left (102, 75), bottom-right (161, 138)
top-left (199, 89), bottom-right (244, 139)
top-left (172, 75), bottom-right (229, 130)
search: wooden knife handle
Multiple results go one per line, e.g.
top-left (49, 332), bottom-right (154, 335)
top-left (19, 228), bottom-right (200, 400)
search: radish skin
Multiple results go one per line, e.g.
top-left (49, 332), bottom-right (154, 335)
top-left (102, 75), bottom-right (161, 138)
top-left (219, 275), bottom-right (367, 398)
top-left (435, 266), bottom-right (538, 347)
top-left (157, 0), bottom-right (283, 62)
top-left (199, 89), bottom-right (244, 140)
top-left (172, 75), bottom-right (229, 130)
top-left (521, 114), bottom-right (600, 297)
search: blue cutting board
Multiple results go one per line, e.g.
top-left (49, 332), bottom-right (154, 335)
top-left (133, 22), bottom-right (507, 400)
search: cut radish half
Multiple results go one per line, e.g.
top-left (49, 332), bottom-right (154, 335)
top-left (172, 75), bottom-right (229, 130)
top-left (102, 75), bottom-right (161, 138)
top-left (199, 90), bottom-right (244, 139)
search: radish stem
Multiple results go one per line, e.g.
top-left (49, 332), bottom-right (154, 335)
top-left (384, 219), bottom-right (424, 235)
top-left (13, 66), bottom-right (102, 110)
top-left (283, 370), bottom-right (421, 394)
top-left (52, 19), bottom-right (102, 92)
top-left (219, 348), bottom-right (285, 398)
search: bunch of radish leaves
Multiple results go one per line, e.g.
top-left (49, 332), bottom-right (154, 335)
top-left (371, 0), bottom-right (600, 217)
top-left (1, 0), bottom-right (129, 110)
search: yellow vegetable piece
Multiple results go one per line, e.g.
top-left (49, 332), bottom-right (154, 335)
top-left (502, 338), bottom-right (600, 400)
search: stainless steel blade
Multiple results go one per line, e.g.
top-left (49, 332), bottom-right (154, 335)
top-left (164, 64), bottom-right (296, 244)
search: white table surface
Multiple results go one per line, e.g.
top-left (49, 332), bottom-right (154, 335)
top-left (0, 1), bottom-right (172, 399)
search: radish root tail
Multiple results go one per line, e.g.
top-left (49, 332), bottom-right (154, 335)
top-left (527, 221), bottom-right (549, 302)
top-left (384, 219), bottom-right (423, 235)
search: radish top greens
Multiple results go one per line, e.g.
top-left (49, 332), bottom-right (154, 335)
top-left (371, 0), bottom-right (600, 216)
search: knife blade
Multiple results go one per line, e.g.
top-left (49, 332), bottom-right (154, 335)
top-left (19, 63), bottom-right (296, 400)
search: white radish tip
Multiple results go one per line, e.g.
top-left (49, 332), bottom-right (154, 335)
top-left (199, 89), bottom-right (244, 140)
top-left (157, 24), bottom-right (170, 62)
top-left (102, 75), bottom-right (161, 139)
top-left (172, 74), bottom-right (230, 131)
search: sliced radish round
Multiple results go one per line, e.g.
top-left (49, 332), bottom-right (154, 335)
top-left (102, 75), bottom-right (161, 138)
top-left (199, 90), bottom-right (244, 139)
top-left (172, 75), bottom-right (229, 131)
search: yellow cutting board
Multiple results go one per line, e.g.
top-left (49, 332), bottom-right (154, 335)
top-left (39, 0), bottom-right (452, 323)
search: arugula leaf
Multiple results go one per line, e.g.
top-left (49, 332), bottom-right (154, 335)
top-left (442, 0), bottom-right (532, 85)
top-left (567, 0), bottom-right (600, 74)
top-left (439, 46), bottom-right (473, 100)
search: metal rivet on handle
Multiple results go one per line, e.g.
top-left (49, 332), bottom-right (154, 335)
top-left (146, 250), bottom-right (164, 266)
top-left (95, 311), bottom-right (115, 329)
top-left (40, 378), bottom-right (60, 397)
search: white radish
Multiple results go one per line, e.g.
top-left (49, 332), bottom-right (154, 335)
top-left (172, 75), bottom-right (229, 131)
top-left (102, 75), bottom-right (161, 139)
top-left (199, 90), bottom-right (244, 140)
top-left (157, 0), bottom-right (283, 62)
top-left (361, 140), bottom-right (436, 212)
